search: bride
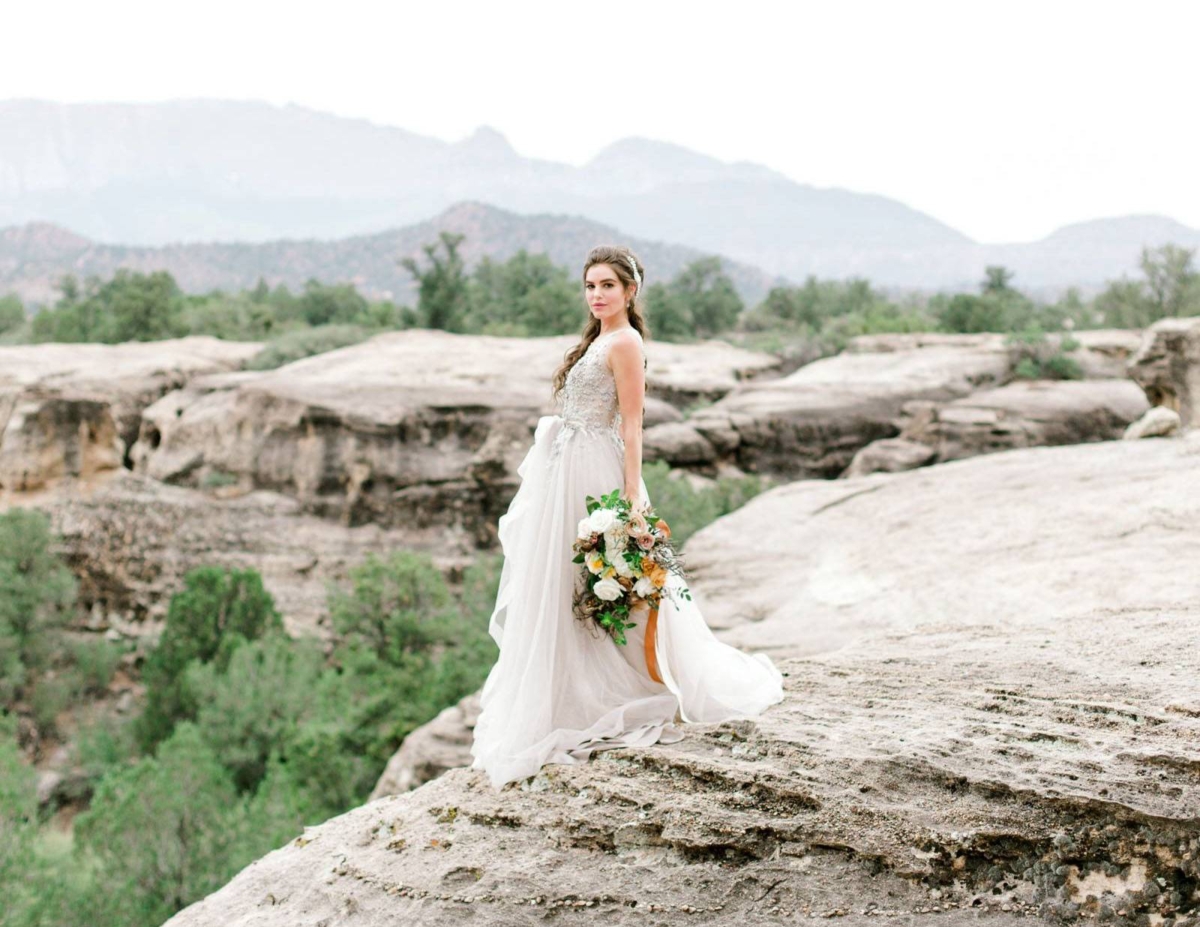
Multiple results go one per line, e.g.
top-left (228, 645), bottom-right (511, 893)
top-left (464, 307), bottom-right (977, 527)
top-left (469, 245), bottom-right (784, 790)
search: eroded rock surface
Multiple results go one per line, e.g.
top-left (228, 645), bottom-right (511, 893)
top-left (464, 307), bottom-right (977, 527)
top-left (1, 469), bottom-right (470, 638)
top-left (128, 330), bottom-right (779, 538)
top-left (1128, 316), bottom-right (1200, 428)
top-left (686, 338), bottom-right (1012, 478)
top-left (0, 336), bottom-right (260, 490)
top-left (164, 436), bottom-right (1200, 927)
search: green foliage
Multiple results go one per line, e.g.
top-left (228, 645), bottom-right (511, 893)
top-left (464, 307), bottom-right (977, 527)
top-left (399, 231), bottom-right (470, 331)
top-left (1095, 243), bottom-right (1200, 327)
top-left (0, 509), bottom-right (77, 705)
top-left (245, 323), bottom-right (381, 370)
top-left (462, 250), bottom-right (581, 335)
top-left (186, 630), bottom-right (327, 792)
top-left (0, 293), bottom-right (25, 333)
top-left (73, 722), bottom-right (248, 925)
top-left (643, 256), bottom-right (743, 340)
top-left (65, 636), bottom-right (124, 697)
top-left (32, 270), bottom-right (186, 343)
top-left (640, 460), bottom-right (770, 547)
top-left (1006, 328), bottom-right (1084, 380)
top-left (134, 566), bottom-right (283, 754)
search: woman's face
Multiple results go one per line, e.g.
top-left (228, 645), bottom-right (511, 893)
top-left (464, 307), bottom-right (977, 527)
top-left (584, 263), bottom-right (634, 325)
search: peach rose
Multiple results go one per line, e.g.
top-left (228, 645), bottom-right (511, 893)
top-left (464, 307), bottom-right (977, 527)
top-left (636, 532), bottom-right (656, 551)
top-left (655, 518), bottom-right (671, 540)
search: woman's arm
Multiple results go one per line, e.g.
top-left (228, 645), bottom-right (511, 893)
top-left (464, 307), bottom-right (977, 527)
top-left (610, 334), bottom-right (646, 506)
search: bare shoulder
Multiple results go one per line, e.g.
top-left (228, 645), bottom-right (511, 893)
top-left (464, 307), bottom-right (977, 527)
top-left (606, 328), bottom-right (646, 371)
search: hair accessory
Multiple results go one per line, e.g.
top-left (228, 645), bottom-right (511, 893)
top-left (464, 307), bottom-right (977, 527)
top-left (625, 255), bottom-right (641, 294)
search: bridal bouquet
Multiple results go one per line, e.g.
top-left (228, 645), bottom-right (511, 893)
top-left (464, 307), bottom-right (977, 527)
top-left (571, 488), bottom-right (692, 646)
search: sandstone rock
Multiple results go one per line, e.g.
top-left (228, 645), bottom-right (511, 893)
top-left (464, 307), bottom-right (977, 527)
top-left (0, 469), bottom-right (471, 638)
top-left (642, 421), bottom-right (717, 467)
top-left (688, 341), bottom-right (1011, 478)
top-left (642, 396), bottom-right (682, 428)
top-left (1127, 316), bottom-right (1200, 428)
top-left (1067, 328), bottom-right (1145, 378)
top-left (841, 437), bottom-right (935, 477)
top-left (164, 438), bottom-right (1200, 927)
top-left (369, 693), bottom-right (482, 800)
top-left (1123, 405), bottom-right (1182, 440)
top-left (0, 336), bottom-right (260, 491)
top-left (128, 331), bottom-right (779, 537)
top-left (895, 378), bottom-right (1148, 465)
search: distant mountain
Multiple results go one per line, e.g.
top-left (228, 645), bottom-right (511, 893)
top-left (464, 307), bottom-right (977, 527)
top-left (0, 202), bottom-right (785, 306)
top-left (1, 98), bottom-right (1197, 293)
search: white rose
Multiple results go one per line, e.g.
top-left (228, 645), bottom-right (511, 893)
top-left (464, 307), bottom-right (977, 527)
top-left (577, 517), bottom-right (594, 540)
top-left (613, 554), bottom-right (634, 578)
top-left (634, 576), bottom-right (656, 598)
top-left (587, 508), bottom-right (617, 533)
top-left (593, 576), bottom-right (624, 601)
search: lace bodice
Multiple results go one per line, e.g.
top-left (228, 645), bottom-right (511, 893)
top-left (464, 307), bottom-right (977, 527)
top-left (550, 327), bottom-right (645, 462)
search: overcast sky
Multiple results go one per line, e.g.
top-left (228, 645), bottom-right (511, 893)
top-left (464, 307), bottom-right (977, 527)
top-left (4, 0), bottom-right (1195, 243)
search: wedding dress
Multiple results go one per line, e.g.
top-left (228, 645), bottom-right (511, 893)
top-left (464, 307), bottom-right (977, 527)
top-left (469, 326), bottom-right (784, 790)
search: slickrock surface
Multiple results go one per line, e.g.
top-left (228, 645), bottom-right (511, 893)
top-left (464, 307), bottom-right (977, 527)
top-left (166, 436), bottom-right (1200, 926)
top-left (1128, 316), bottom-right (1200, 429)
top-left (129, 330), bottom-right (780, 535)
top-left (684, 337), bottom-right (1012, 478)
top-left (0, 336), bottom-right (261, 490)
top-left (867, 378), bottom-right (1149, 469)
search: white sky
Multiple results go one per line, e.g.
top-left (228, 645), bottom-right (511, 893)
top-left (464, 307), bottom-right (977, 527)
top-left (3, 0), bottom-right (1196, 243)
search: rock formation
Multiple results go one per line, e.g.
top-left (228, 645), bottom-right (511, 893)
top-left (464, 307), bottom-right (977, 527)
top-left (0, 336), bottom-right (261, 491)
top-left (1, 469), bottom-right (470, 638)
top-left (1127, 316), bottom-right (1200, 429)
top-left (163, 435), bottom-right (1200, 926)
top-left (128, 330), bottom-right (780, 539)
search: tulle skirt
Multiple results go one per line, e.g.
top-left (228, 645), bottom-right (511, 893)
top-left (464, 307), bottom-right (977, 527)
top-left (469, 414), bottom-right (784, 790)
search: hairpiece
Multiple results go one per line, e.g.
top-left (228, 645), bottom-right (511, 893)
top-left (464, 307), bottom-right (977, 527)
top-left (625, 255), bottom-right (641, 294)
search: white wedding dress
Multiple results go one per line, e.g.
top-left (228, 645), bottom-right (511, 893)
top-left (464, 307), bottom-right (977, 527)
top-left (469, 327), bottom-right (784, 790)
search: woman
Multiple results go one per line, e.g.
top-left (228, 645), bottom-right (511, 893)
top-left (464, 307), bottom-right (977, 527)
top-left (469, 245), bottom-right (784, 790)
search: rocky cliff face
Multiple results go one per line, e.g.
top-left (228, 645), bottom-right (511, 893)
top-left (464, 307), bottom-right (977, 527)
top-left (162, 435), bottom-right (1200, 926)
top-left (127, 330), bottom-right (780, 540)
top-left (656, 331), bottom-right (1148, 480)
top-left (0, 336), bottom-right (261, 491)
top-left (1128, 316), bottom-right (1200, 429)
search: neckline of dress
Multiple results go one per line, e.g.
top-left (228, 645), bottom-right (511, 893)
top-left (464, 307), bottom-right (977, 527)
top-left (595, 327), bottom-right (637, 340)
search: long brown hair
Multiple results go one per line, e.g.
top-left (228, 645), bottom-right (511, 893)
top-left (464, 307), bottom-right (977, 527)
top-left (552, 245), bottom-right (651, 400)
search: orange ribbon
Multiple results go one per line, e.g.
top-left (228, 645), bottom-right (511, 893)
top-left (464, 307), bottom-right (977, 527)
top-left (644, 606), bottom-right (662, 684)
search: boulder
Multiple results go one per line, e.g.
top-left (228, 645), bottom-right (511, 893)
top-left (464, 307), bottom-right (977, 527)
top-left (369, 693), bottom-right (482, 800)
top-left (841, 437), bottom-right (935, 477)
top-left (642, 422), bottom-right (717, 467)
top-left (0, 336), bottom-right (261, 491)
top-left (164, 437), bottom-right (1200, 926)
top-left (1127, 316), bottom-right (1200, 429)
top-left (894, 378), bottom-right (1148, 465)
top-left (688, 341), bottom-right (1011, 478)
top-left (1123, 405), bottom-right (1182, 440)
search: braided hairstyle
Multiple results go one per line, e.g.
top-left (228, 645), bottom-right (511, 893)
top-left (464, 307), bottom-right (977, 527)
top-left (551, 245), bottom-right (650, 401)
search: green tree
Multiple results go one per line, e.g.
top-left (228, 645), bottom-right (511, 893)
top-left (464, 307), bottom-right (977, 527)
top-left (31, 269), bottom-right (184, 343)
top-left (73, 722), bottom-right (248, 924)
top-left (982, 265), bottom-right (1015, 293)
top-left (0, 293), bottom-right (24, 333)
top-left (134, 566), bottom-right (283, 753)
top-left (399, 231), bottom-right (470, 331)
top-left (0, 509), bottom-right (77, 706)
top-left (297, 279), bottom-right (370, 327)
top-left (463, 250), bottom-right (580, 335)
top-left (669, 257), bottom-right (743, 337)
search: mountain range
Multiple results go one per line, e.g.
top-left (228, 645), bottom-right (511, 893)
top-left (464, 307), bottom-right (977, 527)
top-left (1, 98), bottom-right (1198, 299)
